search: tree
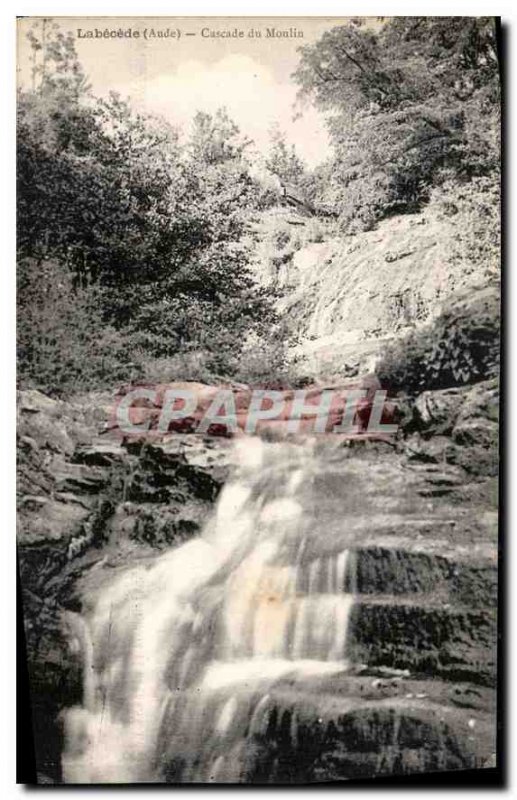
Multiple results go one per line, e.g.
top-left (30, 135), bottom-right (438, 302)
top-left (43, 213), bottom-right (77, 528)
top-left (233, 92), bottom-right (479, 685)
top-left (26, 17), bottom-right (90, 98)
top-left (189, 108), bottom-right (252, 166)
top-left (265, 125), bottom-right (306, 187)
top-left (18, 23), bottom-right (279, 392)
top-left (293, 17), bottom-right (500, 230)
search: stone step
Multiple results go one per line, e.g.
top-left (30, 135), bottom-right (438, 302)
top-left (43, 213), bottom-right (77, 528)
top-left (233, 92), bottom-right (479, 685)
top-left (208, 593), bottom-right (495, 685)
top-left (353, 546), bottom-right (496, 607)
top-left (191, 662), bottom-right (496, 715)
top-left (349, 597), bottom-right (496, 686)
top-left (302, 510), bottom-right (498, 560)
top-left (158, 676), bottom-right (496, 782)
top-left (245, 688), bottom-right (496, 782)
top-left (280, 544), bottom-right (496, 607)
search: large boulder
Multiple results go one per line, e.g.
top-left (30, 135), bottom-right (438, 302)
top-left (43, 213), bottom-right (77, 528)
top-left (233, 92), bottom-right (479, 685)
top-left (405, 379), bottom-right (499, 479)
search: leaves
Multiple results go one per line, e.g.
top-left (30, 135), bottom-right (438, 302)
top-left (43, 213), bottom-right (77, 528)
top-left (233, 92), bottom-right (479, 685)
top-left (18, 24), bottom-right (280, 394)
top-left (294, 18), bottom-right (500, 231)
top-left (265, 125), bottom-right (306, 187)
top-left (377, 287), bottom-right (500, 394)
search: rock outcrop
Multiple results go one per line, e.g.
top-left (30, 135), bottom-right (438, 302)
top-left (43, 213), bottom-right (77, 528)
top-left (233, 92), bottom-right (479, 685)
top-left (251, 186), bottom-right (498, 378)
top-left (404, 379), bottom-right (499, 480)
top-left (17, 389), bottom-right (232, 780)
top-left (18, 378), bottom-right (498, 782)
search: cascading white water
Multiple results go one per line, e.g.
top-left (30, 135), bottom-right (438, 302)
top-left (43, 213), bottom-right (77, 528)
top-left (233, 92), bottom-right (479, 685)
top-left (62, 439), bottom-right (356, 784)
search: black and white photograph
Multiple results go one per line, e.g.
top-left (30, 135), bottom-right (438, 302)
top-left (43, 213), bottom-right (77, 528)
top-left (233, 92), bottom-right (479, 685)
top-left (15, 14), bottom-right (501, 785)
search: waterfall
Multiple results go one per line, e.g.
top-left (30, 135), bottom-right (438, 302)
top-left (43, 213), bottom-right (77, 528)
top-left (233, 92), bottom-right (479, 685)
top-left (62, 439), bottom-right (356, 784)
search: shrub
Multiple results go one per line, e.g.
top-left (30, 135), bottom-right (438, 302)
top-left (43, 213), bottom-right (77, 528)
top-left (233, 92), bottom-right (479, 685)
top-left (130, 352), bottom-right (216, 386)
top-left (227, 335), bottom-right (291, 388)
top-left (429, 175), bottom-right (500, 285)
top-left (262, 220), bottom-right (304, 275)
top-left (17, 258), bottom-right (132, 395)
top-left (377, 286), bottom-right (500, 395)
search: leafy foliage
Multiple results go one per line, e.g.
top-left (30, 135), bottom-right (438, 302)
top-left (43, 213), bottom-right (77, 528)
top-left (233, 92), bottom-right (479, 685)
top-left (17, 258), bottom-right (131, 395)
top-left (17, 21), bottom-right (279, 394)
top-left (377, 287), bottom-right (500, 394)
top-left (429, 175), bottom-right (500, 285)
top-left (265, 125), bottom-right (306, 187)
top-left (294, 17), bottom-right (500, 230)
top-left (189, 108), bottom-right (252, 165)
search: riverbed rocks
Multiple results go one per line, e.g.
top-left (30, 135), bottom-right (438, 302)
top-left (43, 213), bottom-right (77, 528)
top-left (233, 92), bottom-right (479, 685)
top-left (240, 679), bottom-right (495, 782)
top-left (17, 378), bottom-right (498, 783)
top-left (404, 379), bottom-right (499, 480)
top-left (17, 389), bottom-right (233, 780)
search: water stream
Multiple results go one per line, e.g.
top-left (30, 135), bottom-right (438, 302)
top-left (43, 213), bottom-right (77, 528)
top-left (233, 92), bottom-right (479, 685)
top-left (62, 439), bottom-right (356, 783)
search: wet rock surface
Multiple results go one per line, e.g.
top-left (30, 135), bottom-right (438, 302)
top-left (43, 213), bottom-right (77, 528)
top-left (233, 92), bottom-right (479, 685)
top-left (242, 683), bottom-right (495, 783)
top-left (17, 376), bottom-right (498, 783)
top-left (17, 390), bottom-right (232, 780)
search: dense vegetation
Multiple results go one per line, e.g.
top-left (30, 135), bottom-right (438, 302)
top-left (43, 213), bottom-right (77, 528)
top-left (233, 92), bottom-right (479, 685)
top-left (377, 285), bottom-right (500, 395)
top-left (17, 21), bottom-right (281, 394)
top-left (294, 17), bottom-right (500, 232)
top-left (17, 18), bottom-right (500, 396)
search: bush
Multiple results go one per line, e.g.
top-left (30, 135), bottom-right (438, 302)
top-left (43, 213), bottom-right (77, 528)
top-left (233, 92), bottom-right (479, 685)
top-left (227, 334), bottom-right (291, 388)
top-left (261, 220), bottom-right (304, 280)
top-left (130, 352), bottom-right (215, 386)
top-left (17, 259), bottom-right (133, 395)
top-left (377, 286), bottom-right (500, 395)
top-left (429, 175), bottom-right (500, 285)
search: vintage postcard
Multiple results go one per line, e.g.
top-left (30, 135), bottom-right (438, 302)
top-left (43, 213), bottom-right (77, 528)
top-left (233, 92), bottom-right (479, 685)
top-left (17, 16), bottom-right (501, 784)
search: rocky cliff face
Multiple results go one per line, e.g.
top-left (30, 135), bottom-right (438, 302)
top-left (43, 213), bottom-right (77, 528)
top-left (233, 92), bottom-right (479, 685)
top-left (251, 182), bottom-right (499, 377)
